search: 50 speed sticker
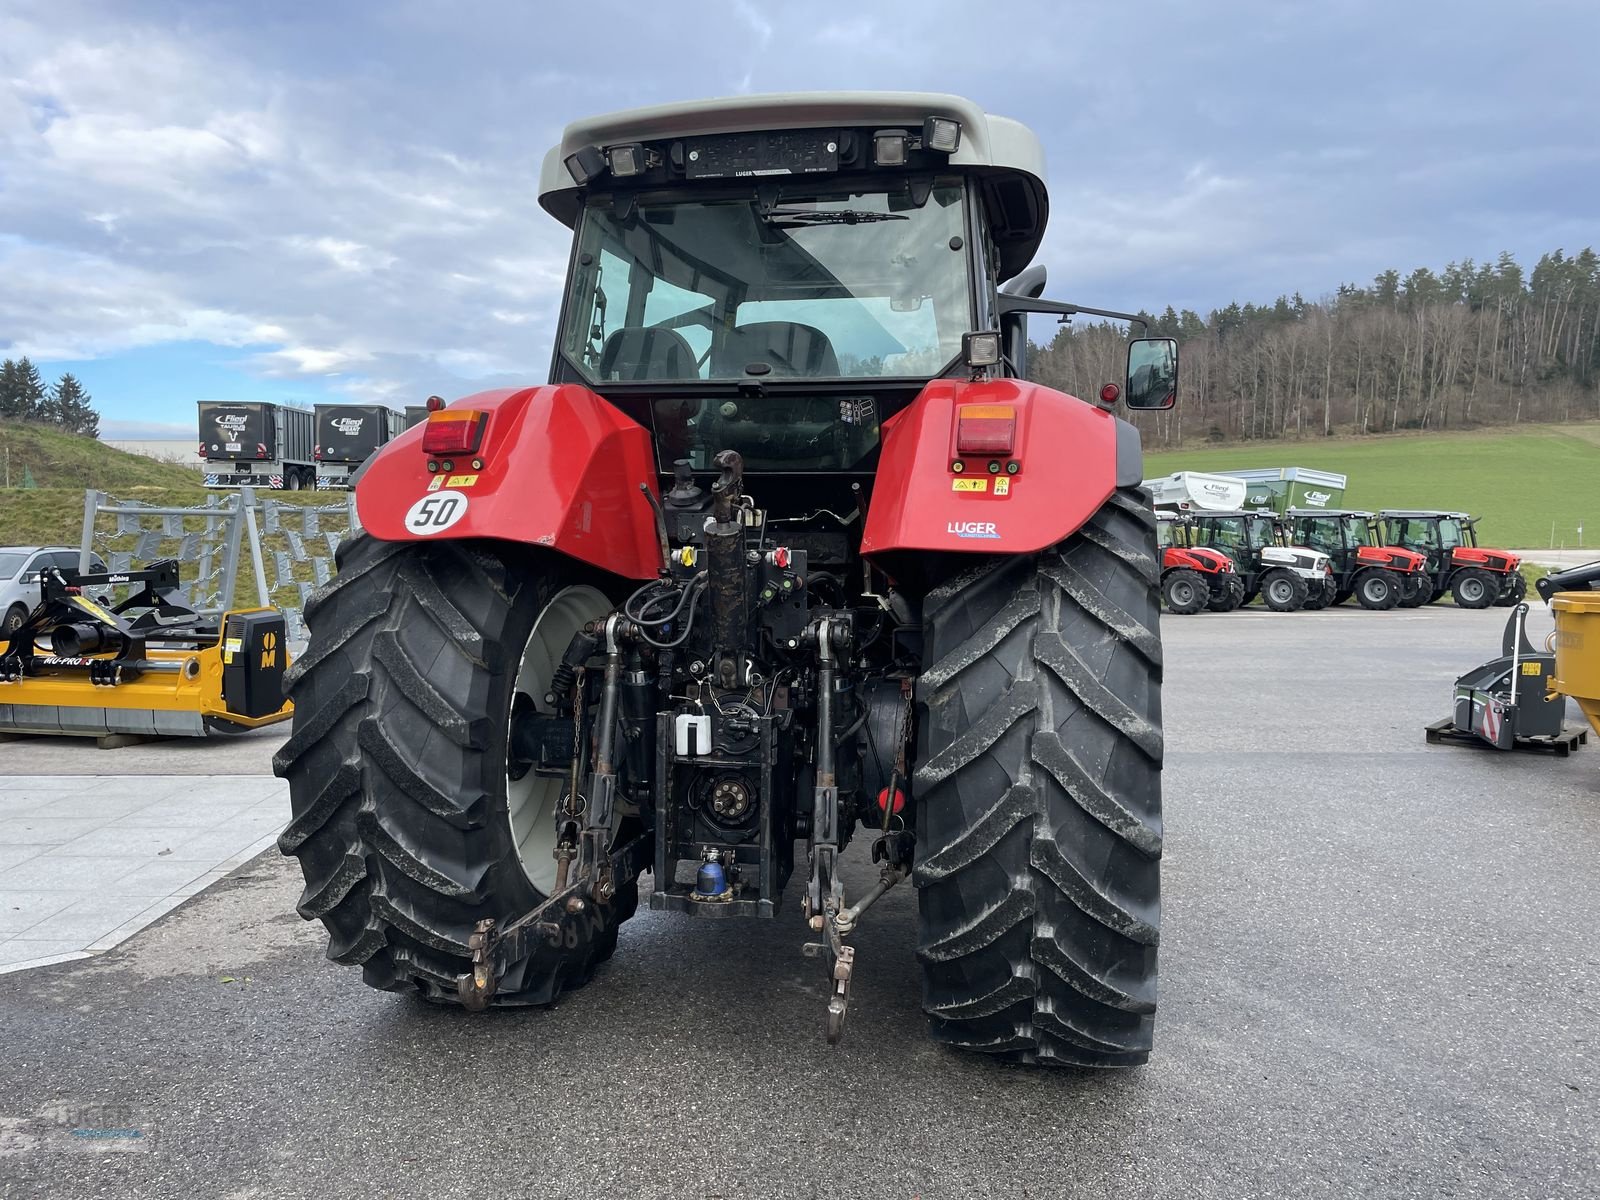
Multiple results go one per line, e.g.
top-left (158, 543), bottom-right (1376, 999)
top-left (404, 490), bottom-right (469, 535)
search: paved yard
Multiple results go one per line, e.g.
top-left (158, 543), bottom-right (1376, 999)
top-left (0, 604), bottom-right (1595, 1198)
top-left (0, 773), bottom-right (285, 971)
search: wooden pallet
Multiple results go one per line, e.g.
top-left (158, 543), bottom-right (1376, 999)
top-left (1425, 718), bottom-right (1590, 756)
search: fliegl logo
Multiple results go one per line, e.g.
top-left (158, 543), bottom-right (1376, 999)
top-left (1303, 490), bottom-right (1332, 506)
top-left (948, 521), bottom-right (1000, 540)
top-left (331, 417), bottom-right (365, 436)
top-left (214, 414), bottom-right (249, 432)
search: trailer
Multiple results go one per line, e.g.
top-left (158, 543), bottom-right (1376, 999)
top-left (403, 405), bottom-right (430, 431)
top-left (314, 404), bottom-right (406, 490)
top-left (199, 402), bottom-right (316, 490)
top-left (1226, 467), bottom-right (1347, 516)
top-left (1142, 470), bottom-right (1247, 512)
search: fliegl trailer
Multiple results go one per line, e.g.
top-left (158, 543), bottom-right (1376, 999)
top-left (314, 404), bottom-right (405, 490)
top-left (199, 401), bottom-right (316, 490)
top-left (1228, 467), bottom-right (1347, 516)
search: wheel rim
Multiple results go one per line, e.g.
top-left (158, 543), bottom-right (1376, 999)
top-left (505, 584), bottom-right (613, 896)
top-left (1269, 580), bottom-right (1292, 604)
top-left (1364, 578), bottom-right (1386, 603)
top-left (1172, 581), bottom-right (1195, 607)
top-left (1461, 578), bottom-right (1484, 603)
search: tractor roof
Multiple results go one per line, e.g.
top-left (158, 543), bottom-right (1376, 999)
top-left (1378, 509), bottom-right (1475, 520)
top-left (538, 92), bottom-right (1049, 277)
top-left (1287, 507), bottom-right (1374, 519)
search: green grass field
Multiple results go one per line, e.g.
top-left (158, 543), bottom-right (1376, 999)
top-left (1144, 423), bottom-right (1600, 550)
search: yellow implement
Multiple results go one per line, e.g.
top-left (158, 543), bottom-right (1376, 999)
top-left (1551, 590), bottom-right (1600, 740)
top-left (0, 559), bottom-right (292, 740)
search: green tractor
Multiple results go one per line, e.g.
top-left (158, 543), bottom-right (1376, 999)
top-left (1286, 509), bottom-right (1430, 610)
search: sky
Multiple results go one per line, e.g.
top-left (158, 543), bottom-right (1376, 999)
top-left (2, 0), bottom-right (1597, 439)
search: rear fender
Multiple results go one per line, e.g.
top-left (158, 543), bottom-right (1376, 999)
top-left (355, 385), bottom-right (662, 581)
top-left (861, 378), bottom-right (1122, 559)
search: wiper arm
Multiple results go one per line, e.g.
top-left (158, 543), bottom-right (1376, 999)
top-left (760, 208), bottom-right (910, 226)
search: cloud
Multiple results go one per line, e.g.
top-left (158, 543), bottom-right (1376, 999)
top-left (0, 0), bottom-right (1596, 426)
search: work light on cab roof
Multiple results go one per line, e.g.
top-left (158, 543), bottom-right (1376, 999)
top-left (274, 91), bottom-right (1180, 1069)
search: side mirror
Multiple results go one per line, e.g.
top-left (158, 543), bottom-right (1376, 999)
top-left (1125, 337), bottom-right (1178, 410)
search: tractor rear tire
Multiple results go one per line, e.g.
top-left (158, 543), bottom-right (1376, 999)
top-left (1161, 568), bottom-right (1206, 615)
top-left (1354, 569), bottom-right (1401, 610)
top-left (273, 535), bottom-right (638, 1005)
top-left (914, 487), bottom-right (1162, 1067)
top-left (1493, 573), bottom-right (1528, 607)
top-left (1451, 568), bottom-right (1497, 610)
top-left (1260, 569), bottom-right (1308, 612)
top-left (1206, 575), bottom-right (1246, 613)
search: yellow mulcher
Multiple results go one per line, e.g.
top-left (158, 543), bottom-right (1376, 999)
top-left (0, 558), bottom-right (291, 741)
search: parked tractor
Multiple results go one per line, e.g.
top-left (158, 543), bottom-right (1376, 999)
top-left (1157, 512), bottom-right (1242, 614)
top-left (1375, 511), bottom-right (1524, 609)
top-left (1166, 508), bottom-right (1333, 611)
top-left (1286, 508), bottom-right (1429, 610)
top-left (273, 94), bottom-right (1175, 1067)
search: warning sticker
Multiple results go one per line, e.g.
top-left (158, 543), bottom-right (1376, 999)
top-left (952, 478), bottom-right (988, 493)
top-left (445, 474), bottom-right (479, 488)
top-left (70, 597), bottom-right (119, 626)
top-left (994, 476), bottom-right (1011, 496)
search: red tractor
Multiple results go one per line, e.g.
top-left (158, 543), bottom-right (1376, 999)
top-left (273, 94), bottom-right (1175, 1067)
top-left (1157, 512), bottom-right (1243, 613)
top-left (1375, 511), bottom-right (1525, 609)
top-left (1286, 508), bottom-right (1430, 609)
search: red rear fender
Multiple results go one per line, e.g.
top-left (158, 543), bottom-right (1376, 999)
top-left (862, 379), bottom-right (1127, 559)
top-left (355, 385), bottom-right (662, 581)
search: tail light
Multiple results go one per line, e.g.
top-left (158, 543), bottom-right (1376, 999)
top-left (314, 446), bottom-right (322, 460)
top-left (955, 404), bottom-right (1015, 456)
top-left (422, 408), bottom-right (487, 456)
top-left (256, 443), bottom-right (267, 458)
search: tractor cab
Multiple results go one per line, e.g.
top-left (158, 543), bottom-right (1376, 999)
top-left (1376, 511), bottom-right (1525, 608)
top-left (536, 93), bottom-right (1175, 525)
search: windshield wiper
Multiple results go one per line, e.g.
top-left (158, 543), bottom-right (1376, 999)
top-left (760, 208), bottom-right (910, 226)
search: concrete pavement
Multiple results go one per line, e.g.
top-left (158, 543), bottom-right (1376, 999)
top-left (0, 772), bottom-right (286, 971)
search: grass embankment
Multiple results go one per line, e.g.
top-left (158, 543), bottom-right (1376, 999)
top-left (0, 422), bottom-right (334, 609)
top-left (1144, 422), bottom-right (1600, 552)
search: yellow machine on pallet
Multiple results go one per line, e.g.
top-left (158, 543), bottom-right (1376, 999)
top-left (0, 558), bottom-right (291, 739)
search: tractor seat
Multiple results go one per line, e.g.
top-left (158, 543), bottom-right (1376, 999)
top-left (598, 327), bottom-right (700, 381)
top-left (714, 322), bottom-right (839, 377)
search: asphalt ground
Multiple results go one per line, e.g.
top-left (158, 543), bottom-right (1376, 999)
top-left (1, 603), bottom-right (1596, 1199)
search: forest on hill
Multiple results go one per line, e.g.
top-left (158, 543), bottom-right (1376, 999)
top-left (1027, 248), bottom-right (1600, 448)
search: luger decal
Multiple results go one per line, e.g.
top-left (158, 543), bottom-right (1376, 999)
top-left (948, 521), bottom-right (1000, 539)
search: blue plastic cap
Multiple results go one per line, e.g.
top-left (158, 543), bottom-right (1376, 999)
top-left (695, 861), bottom-right (729, 896)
